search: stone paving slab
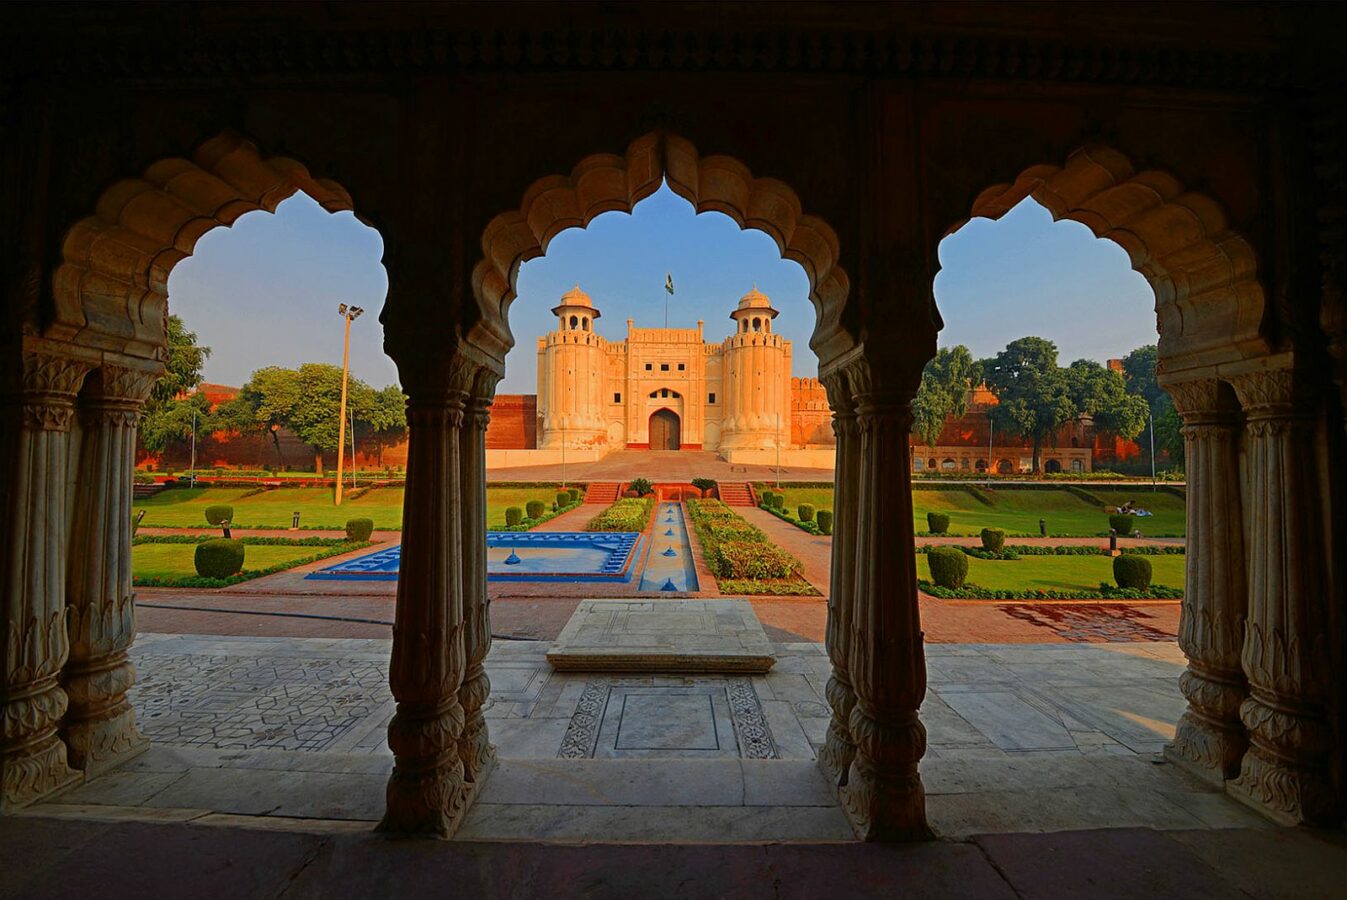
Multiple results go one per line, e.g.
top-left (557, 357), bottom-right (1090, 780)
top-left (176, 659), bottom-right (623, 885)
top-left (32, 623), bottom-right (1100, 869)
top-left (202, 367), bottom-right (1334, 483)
top-left (547, 599), bottom-right (776, 673)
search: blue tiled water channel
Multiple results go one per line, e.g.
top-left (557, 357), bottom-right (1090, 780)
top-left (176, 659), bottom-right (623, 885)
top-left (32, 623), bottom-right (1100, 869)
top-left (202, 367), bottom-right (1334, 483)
top-left (636, 502), bottom-right (700, 593)
top-left (306, 531), bottom-right (645, 583)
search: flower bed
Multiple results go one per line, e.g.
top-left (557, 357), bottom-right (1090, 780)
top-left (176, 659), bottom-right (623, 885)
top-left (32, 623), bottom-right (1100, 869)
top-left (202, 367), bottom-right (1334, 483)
top-left (584, 497), bottom-right (655, 532)
top-left (685, 499), bottom-right (816, 596)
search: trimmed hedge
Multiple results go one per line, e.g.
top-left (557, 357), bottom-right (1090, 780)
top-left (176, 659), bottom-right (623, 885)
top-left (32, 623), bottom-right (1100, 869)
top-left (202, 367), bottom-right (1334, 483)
top-left (980, 528), bottom-right (1005, 552)
top-left (568, 488), bottom-right (581, 502)
top-left (926, 547), bottom-right (969, 588)
top-left (1114, 554), bottom-right (1154, 589)
top-left (345, 518), bottom-right (374, 541)
top-left (557, 492), bottom-right (571, 507)
top-left (136, 539), bottom-right (372, 588)
top-left (627, 477), bottom-right (653, 496)
top-left (1109, 514), bottom-right (1137, 535)
top-left (817, 509), bottom-right (834, 535)
top-left (585, 497), bottom-right (655, 532)
top-left (927, 512), bottom-right (950, 534)
top-left (193, 539), bottom-right (245, 578)
top-left (919, 580), bottom-right (1183, 600)
top-left (526, 500), bottom-right (546, 520)
top-left (797, 503), bottom-right (816, 522)
top-left (505, 507), bottom-right (523, 527)
top-left (204, 504), bottom-right (234, 526)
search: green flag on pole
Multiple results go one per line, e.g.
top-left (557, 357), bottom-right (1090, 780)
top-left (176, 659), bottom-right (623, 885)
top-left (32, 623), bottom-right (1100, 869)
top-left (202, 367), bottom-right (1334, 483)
top-left (665, 273), bottom-right (675, 295)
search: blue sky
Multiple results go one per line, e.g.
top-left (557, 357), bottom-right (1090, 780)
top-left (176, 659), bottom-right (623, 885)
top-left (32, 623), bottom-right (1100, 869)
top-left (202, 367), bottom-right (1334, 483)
top-left (166, 183), bottom-right (1157, 393)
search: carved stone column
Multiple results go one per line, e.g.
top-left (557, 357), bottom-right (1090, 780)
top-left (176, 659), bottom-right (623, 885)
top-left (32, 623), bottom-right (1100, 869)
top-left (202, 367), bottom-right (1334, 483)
top-left (1163, 378), bottom-right (1248, 784)
top-left (62, 364), bottom-right (159, 774)
top-left (1, 351), bottom-right (91, 810)
top-left (839, 356), bottom-right (931, 841)
top-left (378, 356), bottom-right (477, 837)
top-left (1227, 368), bottom-right (1336, 825)
top-left (818, 371), bottom-right (859, 788)
top-left (457, 367), bottom-right (500, 795)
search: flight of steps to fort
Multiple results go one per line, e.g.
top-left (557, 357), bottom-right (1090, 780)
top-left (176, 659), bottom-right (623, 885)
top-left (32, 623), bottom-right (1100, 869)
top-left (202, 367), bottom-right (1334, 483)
top-left (584, 482), bottom-right (621, 504)
top-left (717, 483), bottom-right (755, 506)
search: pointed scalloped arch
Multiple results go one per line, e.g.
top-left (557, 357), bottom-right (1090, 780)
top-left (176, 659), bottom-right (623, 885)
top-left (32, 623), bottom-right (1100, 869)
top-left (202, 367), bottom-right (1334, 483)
top-left (52, 130), bottom-right (357, 359)
top-left (946, 145), bottom-right (1268, 375)
top-left (469, 131), bottom-right (851, 369)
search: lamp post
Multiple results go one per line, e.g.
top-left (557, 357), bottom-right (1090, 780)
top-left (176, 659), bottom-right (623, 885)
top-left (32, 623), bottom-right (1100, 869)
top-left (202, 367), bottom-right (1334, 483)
top-left (189, 406), bottom-right (197, 489)
top-left (335, 303), bottom-right (364, 505)
top-left (1148, 407), bottom-right (1157, 488)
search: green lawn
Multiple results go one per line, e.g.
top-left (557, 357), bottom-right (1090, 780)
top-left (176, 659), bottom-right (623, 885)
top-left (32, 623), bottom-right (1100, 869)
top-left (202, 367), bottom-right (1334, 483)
top-left (132, 543), bottom-right (326, 579)
top-left (768, 485), bottom-right (1185, 537)
top-left (922, 552), bottom-right (1186, 593)
top-left (134, 485), bottom-right (570, 530)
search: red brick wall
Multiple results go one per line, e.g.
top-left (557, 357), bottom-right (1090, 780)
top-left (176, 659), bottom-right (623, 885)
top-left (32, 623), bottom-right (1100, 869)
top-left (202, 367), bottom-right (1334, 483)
top-left (486, 394), bottom-right (536, 449)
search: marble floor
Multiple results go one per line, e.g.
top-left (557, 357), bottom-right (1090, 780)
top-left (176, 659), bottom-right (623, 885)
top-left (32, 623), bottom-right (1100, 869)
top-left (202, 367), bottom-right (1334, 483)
top-left (26, 632), bottom-right (1274, 841)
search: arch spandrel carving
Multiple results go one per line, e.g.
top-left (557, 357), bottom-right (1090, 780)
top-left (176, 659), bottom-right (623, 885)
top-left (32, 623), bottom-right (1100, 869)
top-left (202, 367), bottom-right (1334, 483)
top-left (468, 131), bottom-right (854, 375)
top-left (950, 145), bottom-right (1269, 377)
top-left (53, 131), bottom-right (358, 361)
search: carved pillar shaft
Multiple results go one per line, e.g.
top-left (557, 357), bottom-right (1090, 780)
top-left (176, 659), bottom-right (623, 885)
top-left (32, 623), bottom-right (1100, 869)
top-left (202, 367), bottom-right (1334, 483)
top-left (841, 373), bottom-right (931, 841)
top-left (1228, 370), bottom-right (1336, 825)
top-left (378, 376), bottom-right (472, 837)
top-left (2, 352), bottom-right (90, 810)
top-left (818, 374), bottom-right (858, 788)
top-left (63, 365), bottom-right (157, 774)
top-left (457, 370), bottom-right (499, 793)
top-left (1164, 379), bottom-right (1248, 783)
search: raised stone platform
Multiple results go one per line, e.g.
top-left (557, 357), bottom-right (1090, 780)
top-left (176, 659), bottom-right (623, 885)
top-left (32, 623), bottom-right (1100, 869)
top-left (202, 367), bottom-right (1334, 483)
top-left (546, 600), bottom-right (776, 674)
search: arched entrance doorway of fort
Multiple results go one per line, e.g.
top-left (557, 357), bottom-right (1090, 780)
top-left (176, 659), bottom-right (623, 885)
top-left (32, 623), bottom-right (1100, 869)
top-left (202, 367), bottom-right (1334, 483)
top-left (648, 408), bottom-right (681, 449)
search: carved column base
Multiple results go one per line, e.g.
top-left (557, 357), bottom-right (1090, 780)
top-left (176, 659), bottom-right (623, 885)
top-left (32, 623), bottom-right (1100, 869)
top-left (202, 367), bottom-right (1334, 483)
top-left (1225, 694), bottom-right (1338, 826)
top-left (0, 677), bottom-right (81, 811)
top-left (817, 673), bottom-right (857, 788)
top-left (62, 654), bottom-right (148, 776)
top-left (1163, 666), bottom-right (1246, 785)
top-left (839, 706), bottom-right (933, 842)
top-left (377, 699), bottom-right (468, 838)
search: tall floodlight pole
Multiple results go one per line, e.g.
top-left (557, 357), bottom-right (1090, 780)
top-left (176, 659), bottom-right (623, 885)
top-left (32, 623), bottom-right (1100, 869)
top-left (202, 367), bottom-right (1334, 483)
top-left (664, 272), bottom-right (675, 328)
top-left (334, 303), bottom-right (364, 505)
top-left (189, 406), bottom-right (197, 489)
top-left (561, 422), bottom-right (567, 492)
top-left (349, 409), bottom-right (357, 491)
top-left (986, 418), bottom-right (994, 487)
top-left (1149, 408), bottom-right (1157, 488)
top-left (775, 416), bottom-right (782, 490)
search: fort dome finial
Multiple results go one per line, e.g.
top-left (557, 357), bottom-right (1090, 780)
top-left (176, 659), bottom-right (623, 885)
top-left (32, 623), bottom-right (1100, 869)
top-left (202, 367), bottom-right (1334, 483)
top-left (559, 284), bottom-right (594, 307)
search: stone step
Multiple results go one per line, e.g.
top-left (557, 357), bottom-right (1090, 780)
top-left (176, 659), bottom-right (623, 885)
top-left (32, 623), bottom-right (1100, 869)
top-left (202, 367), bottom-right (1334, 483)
top-left (717, 482), bottom-right (755, 505)
top-left (547, 599), bottom-right (776, 674)
top-left (584, 482), bottom-right (621, 503)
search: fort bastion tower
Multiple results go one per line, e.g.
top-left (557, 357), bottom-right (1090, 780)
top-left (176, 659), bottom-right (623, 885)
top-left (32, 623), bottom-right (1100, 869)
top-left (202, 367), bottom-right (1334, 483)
top-left (536, 285), bottom-right (609, 450)
top-left (717, 287), bottom-right (792, 453)
top-left (536, 284), bottom-right (811, 460)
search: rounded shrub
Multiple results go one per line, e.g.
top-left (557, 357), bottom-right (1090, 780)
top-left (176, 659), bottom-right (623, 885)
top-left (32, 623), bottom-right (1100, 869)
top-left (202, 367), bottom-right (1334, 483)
top-left (526, 500), bottom-right (545, 520)
top-left (556, 492), bottom-right (571, 507)
top-left (1109, 514), bottom-right (1137, 535)
top-left (505, 507), bottom-right (523, 527)
top-left (927, 546), bottom-right (969, 589)
top-left (816, 509), bottom-right (834, 535)
top-left (568, 487), bottom-right (581, 502)
top-left (980, 528), bottom-right (1005, 553)
top-left (345, 518), bottom-right (374, 541)
top-left (204, 504), bottom-right (234, 526)
top-left (798, 503), bottom-right (816, 522)
top-left (194, 539), bottom-right (245, 579)
top-left (1113, 554), bottom-right (1153, 590)
top-left (927, 512), bottom-right (950, 534)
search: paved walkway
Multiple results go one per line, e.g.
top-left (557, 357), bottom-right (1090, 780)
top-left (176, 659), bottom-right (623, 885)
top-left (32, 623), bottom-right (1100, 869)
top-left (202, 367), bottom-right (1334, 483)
top-left (487, 449), bottom-right (834, 483)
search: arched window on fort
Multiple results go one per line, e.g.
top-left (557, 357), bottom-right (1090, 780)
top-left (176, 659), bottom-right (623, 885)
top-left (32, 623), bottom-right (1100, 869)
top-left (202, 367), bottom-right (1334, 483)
top-left (569, 314), bottom-right (578, 329)
top-left (752, 317), bottom-right (762, 332)
top-left (582, 317), bottom-right (591, 332)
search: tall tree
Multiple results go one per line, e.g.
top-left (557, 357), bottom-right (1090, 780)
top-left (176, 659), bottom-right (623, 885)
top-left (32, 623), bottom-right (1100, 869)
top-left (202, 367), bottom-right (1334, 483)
top-left (980, 337), bottom-right (1074, 474)
top-left (217, 363), bottom-right (399, 475)
top-left (912, 345), bottom-right (980, 447)
top-left (1120, 344), bottom-right (1166, 413)
top-left (139, 315), bottom-right (212, 453)
top-left (1066, 359), bottom-right (1149, 442)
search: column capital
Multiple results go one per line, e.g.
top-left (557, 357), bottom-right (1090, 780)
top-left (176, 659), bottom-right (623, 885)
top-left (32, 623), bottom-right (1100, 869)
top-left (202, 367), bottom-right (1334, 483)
top-left (1228, 368), bottom-right (1312, 420)
top-left (1165, 377), bottom-right (1235, 420)
top-left (20, 352), bottom-right (93, 431)
top-left (85, 363), bottom-right (161, 406)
